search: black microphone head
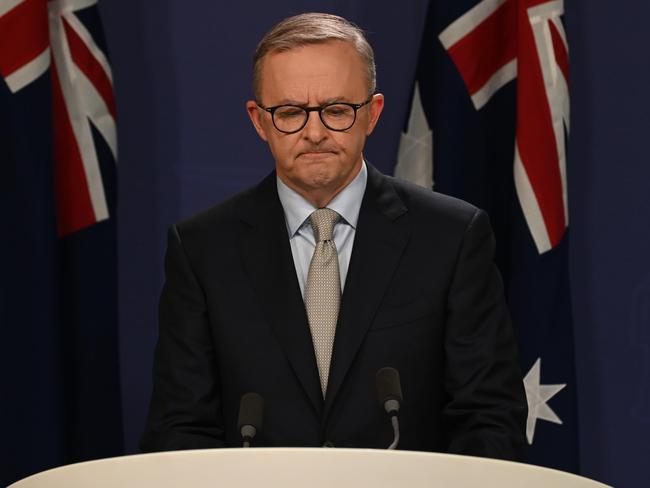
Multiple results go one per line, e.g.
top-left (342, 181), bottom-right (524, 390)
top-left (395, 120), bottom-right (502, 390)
top-left (376, 367), bottom-right (403, 406)
top-left (237, 392), bottom-right (264, 432)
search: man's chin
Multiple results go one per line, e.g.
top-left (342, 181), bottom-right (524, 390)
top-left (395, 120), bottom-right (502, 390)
top-left (294, 158), bottom-right (337, 183)
top-left (304, 171), bottom-right (336, 190)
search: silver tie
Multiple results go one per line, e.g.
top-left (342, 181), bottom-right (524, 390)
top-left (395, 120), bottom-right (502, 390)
top-left (305, 208), bottom-right (341, 397)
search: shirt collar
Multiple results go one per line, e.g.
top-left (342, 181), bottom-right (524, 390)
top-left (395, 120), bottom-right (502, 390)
top-left (276, 160), bottom-right (368, 237)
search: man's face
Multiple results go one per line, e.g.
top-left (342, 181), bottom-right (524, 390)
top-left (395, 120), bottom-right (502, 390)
top-left (247, 40), bottom-right (384, 205)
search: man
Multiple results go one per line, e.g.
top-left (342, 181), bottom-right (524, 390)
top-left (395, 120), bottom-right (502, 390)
top-left (141, 12), bottom-right (527, 459)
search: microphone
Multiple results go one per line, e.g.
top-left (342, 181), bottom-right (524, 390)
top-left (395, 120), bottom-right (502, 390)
top-left (376, 367), bottom-right (403, 450)
top-left (237, 392), bottom-right (264, 448)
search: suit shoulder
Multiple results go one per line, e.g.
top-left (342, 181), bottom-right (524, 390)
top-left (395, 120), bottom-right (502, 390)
top-left (177, 182), bottom-right (259, 231)
top-left (164, 180), bottom-right (266, 266)
top-left (387, 175), bottom-right (481, 228)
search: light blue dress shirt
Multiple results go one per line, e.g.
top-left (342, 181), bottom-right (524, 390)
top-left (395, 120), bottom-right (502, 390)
top-left (276, 161), bottom-right (368, 298)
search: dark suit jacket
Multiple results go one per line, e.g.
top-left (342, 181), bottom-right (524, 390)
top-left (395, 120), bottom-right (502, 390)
top-left (141, 164), bottom-right (527, 459)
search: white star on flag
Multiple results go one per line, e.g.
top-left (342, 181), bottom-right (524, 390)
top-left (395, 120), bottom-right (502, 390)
top-left (394, 81), bottom-right (433, 189)
top-left (523, 357), bottom-right (566, 444)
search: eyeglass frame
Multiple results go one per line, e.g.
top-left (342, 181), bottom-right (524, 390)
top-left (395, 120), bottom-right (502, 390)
top-left (256, 96), bottom-right (374, 134)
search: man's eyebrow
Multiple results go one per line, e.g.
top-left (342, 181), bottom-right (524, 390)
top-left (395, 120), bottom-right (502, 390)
top-left (274, 99), bottom-right (308, 106)
top-left (272, 96), bottom-right (352, 106)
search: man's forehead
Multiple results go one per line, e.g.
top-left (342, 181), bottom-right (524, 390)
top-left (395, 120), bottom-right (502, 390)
top-left (258, 42), bottom-right (367, 103)
top-left (262, 41), bottom-right (360, 70)
top-left (261, 82), bottom-right (364, 106)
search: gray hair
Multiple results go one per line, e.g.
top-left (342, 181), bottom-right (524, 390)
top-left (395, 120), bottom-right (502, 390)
top-left (252, 12), bottom-right (376, 100)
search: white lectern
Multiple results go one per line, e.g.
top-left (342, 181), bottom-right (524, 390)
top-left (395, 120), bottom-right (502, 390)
top-left (8, 448), bottom-right (610, 488)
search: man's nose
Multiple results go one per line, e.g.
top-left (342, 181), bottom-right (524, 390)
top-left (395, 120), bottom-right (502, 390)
top-left (301, 110), bottom-right (328, 142)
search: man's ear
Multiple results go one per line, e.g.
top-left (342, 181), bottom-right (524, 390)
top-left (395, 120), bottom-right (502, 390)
top-left (246, 100), bottom-right (269, 141)
top-left (365, 93), bottom-right (385, 136)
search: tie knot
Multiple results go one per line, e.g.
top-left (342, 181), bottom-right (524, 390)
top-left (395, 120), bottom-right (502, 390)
top-left (309, 208), bottom-right (340, 242)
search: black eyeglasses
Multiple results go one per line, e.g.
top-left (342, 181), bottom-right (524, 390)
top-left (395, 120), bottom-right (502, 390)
top-left (257, 97), bottom-right (373, 134)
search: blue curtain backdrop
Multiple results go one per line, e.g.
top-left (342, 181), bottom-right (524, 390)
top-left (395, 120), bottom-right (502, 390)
top-left (58, 1), bottom-right (648, 487)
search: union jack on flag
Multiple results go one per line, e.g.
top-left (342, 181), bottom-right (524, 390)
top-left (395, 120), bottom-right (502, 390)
top-left (0, 0), bottom-right (117, 236)
top-left (439, 0), bottom-right (569, 254)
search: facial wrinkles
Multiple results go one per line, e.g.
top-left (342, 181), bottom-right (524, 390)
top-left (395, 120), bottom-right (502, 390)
top-left (290, 86), bottom-right (338, 157)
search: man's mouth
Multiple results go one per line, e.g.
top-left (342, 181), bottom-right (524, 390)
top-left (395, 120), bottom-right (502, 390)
top-left (298, 149), bottom-right (337, 158)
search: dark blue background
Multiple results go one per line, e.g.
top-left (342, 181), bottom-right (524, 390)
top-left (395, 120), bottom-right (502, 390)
top-left (99, 2), bottom-right (649, 486)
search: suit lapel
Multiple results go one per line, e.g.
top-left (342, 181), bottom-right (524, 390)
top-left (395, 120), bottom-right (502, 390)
top-left (324, 165), bottom-right (410, 418)
top-left (239, 173), bottom-right (323, 416)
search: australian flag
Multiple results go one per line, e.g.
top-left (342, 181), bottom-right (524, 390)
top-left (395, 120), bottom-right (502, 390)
top-left (396, 0), bottom-right (579, 472)
top-left (0, 0), bottom-right (122, 484)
